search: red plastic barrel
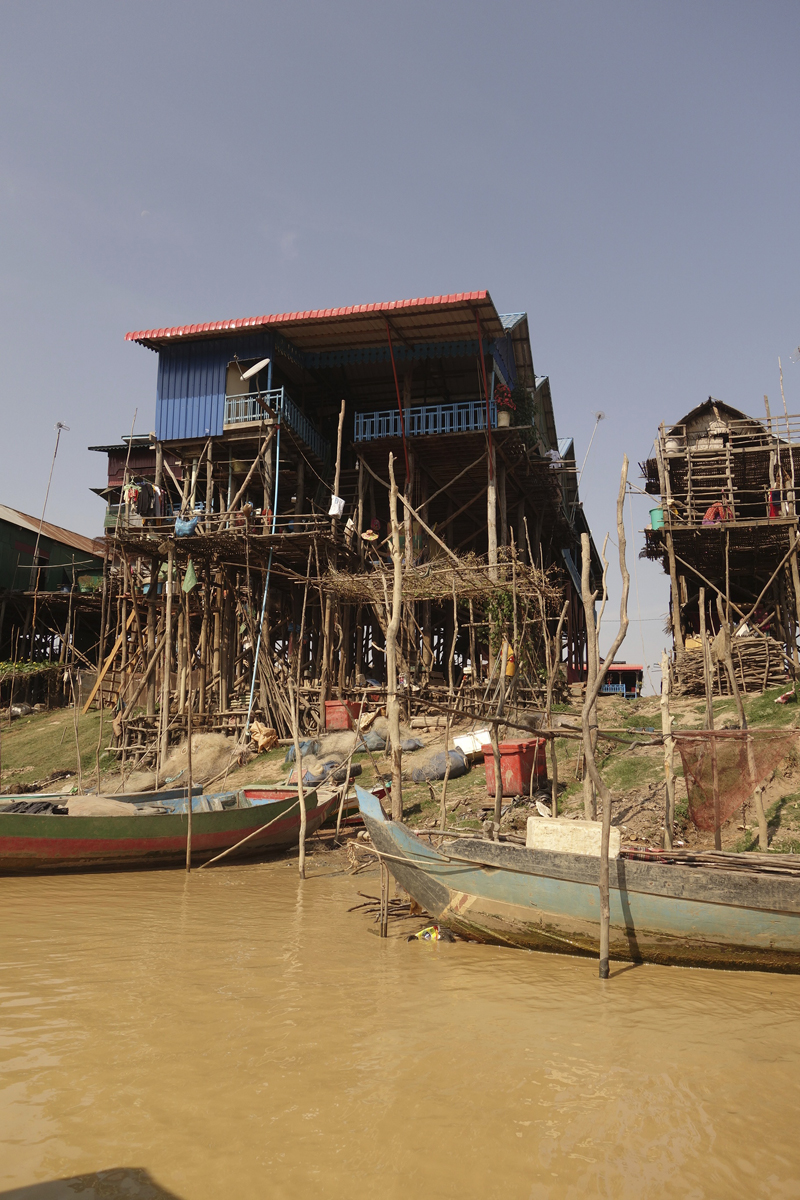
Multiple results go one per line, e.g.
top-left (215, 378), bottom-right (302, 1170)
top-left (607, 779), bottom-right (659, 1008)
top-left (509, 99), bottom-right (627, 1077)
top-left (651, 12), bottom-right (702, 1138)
top-left (481, 739), bottom-right (548, 796)
top-left (324, 700), bottom-right (361, 730)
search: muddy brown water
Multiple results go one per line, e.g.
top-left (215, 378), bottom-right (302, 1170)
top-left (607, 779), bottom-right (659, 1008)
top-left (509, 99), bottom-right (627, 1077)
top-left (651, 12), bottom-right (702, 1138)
top-left (2, 855), bottom-right (800, 1200)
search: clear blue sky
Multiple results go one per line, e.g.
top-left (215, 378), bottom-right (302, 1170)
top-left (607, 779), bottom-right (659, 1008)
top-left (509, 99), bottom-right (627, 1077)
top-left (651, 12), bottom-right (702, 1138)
top-left (2, 1), bottom-right (798, 687)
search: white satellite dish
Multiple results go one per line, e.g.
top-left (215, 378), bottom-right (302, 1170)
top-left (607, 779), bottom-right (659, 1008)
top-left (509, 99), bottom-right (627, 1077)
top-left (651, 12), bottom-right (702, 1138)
top-left (241, 357), bottom-right (271, 380)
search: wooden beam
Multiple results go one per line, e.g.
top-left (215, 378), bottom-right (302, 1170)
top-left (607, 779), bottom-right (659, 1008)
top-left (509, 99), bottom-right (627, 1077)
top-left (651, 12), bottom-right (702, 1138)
top-left (81, 609), bottom-right (136, 714)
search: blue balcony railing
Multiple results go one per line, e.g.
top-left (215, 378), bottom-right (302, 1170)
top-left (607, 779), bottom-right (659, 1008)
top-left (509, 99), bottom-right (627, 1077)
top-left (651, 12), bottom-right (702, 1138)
top-left (224, 387), bottom-right (329, 462)
top-left (354, 397), bottom-right (497, 442)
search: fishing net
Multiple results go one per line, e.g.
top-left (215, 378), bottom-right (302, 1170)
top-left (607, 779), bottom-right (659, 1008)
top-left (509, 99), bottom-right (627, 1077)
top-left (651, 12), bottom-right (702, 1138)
top-left (672, 729), bottom-right (799, 831)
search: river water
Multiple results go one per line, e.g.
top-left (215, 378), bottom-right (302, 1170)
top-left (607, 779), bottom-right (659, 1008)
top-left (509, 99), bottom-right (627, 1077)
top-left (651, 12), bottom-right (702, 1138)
top-left (2, 852), bottom-right (800, 1200)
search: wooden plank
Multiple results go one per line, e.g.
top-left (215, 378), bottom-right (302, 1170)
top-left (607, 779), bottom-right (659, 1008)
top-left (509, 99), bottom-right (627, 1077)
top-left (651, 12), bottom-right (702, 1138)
top-left (81, 609), bottom-right (136, 714)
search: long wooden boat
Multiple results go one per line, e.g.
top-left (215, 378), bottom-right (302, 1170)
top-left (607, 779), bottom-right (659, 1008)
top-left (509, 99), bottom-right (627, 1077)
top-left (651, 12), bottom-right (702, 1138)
top-left (0, 787), bottom-right (336, 874)
top-left (356, 787), bottom-right (800, 973)
top-left (0, 785), bottom-right (203, 810)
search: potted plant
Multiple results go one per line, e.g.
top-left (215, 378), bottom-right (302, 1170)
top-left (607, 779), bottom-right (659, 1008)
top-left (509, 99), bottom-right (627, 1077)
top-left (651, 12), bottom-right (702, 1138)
top-left (494, 382), bottom-right (515, 427)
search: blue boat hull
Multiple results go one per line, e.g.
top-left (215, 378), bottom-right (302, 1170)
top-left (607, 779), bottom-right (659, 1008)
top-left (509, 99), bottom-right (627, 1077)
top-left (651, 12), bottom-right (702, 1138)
top-left (355, 788), bottom-right (800, 973)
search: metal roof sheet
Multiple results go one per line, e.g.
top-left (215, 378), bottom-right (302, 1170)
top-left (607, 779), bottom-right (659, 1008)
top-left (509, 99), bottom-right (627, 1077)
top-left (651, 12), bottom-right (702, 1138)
top-left (499, 312), bottom-right (526, 330)
top-left (125, 291), bottom-right (505, 352)
top-left (0, 504), bottom-right (104, 559)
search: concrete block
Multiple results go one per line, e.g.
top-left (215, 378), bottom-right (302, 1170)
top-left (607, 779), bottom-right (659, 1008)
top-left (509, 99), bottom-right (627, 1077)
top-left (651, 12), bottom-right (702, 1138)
top-left (526, 816), bottom-right (620, 858)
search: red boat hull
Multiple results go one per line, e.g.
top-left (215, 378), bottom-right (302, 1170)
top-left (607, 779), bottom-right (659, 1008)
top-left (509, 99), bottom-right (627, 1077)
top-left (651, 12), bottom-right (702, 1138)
top-left (0, 790), bottom-right (336, 873)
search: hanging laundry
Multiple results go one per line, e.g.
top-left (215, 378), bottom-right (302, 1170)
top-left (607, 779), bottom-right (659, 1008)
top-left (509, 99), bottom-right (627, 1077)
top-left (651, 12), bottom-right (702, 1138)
top-left (136, 481), bottom-right (155, 517)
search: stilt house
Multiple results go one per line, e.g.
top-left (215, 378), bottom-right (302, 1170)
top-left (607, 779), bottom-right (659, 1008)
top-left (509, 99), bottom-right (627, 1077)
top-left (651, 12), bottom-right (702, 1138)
top-left (642, 397), bottom-right (800, 694)
top-left (88, 290), bottom-right (599, 760)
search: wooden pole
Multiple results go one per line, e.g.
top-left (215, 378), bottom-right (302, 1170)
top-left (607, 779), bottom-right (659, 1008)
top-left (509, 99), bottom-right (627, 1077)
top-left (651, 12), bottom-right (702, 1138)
top-left (332, 399), bottom-right (346, 536)
top-left (205, 444), bottom-right (214, 532)
top-left (185, 586), bottom-right (193, 871)
top-left (580, 531), bottom-right (599, 821)
top-left (489, 639), bottom-right (509, 829)
top-left (386, 453), bottom-right (405, 821)
top-left (660, 649), bottom-right (676, 849)
top-left (379, 860), bottom-right (389, 938)
top-left (176, 604), bottom-right (186, 713)
top-left (289, 680), bottom-right (307, 879)
top-left (228, 429), bottom-right (275, 514)
top-left (487, 445), bottom-right (498, 582)
top-left (295, 457), bottom-right (305, 533)
top-left (546, 601), bottom-right (569, 816)
top-left (356, 459), bottom-right (365, 560)
top-left (698, 587), bottom-right (714, 731)
top-left (81, 609), bottom-right (136, 715)
top-left (199, 581), bottom-right (209, 716)
top-left (213, 569), bottom-right (222, 709)
top-left (579, 457), bottom-right (630, 980)
top-left (787, 533), bottom-right (800, 668)
top-left (714, 593), bottom-right (768, 849)
top-left (498, 462), bottom-right (507, 548)
top-left (655, 433), bottom-right (685, 663)
top-left (336, 690), bottom-right (367, 840)
top-left (146, 560), bottom-right (158, 717)
top-left (160, 543), bottom-right (174, 769)
top-left (710, 734), bottom-right (721, 851)
top-left (154, 441), bottom-right (163, 492)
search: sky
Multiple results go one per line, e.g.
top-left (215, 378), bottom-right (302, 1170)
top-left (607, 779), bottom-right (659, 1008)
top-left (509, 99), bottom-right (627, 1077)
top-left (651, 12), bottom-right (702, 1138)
top-left (1, 0), bottom-right (799, 689)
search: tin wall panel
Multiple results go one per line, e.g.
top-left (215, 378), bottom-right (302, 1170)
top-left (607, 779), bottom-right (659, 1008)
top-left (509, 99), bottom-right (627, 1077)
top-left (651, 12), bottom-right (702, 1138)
top-left (155, 333), bottom-right (274, 442)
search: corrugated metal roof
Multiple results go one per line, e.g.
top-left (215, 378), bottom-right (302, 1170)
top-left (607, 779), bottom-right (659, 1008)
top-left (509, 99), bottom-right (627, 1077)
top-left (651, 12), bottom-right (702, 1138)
top-left (0, 505), bottom-right (104, 559)
top-left (499, 312), bottom-right (526, 330)
top-left (558, 437), bottom-right (574, 457)
top-left (126, 291), bottom-right (505, 351)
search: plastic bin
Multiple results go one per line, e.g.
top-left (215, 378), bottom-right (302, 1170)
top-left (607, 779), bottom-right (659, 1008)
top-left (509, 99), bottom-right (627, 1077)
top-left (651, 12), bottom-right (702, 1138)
top-left (453, 729), bottom-right (492, 761)
top-left (324, 699), bottom-right (361, 731)
top-left (649, 507), bottom-right (664, 530)
top-left (481, 739), bottom-right (548, 796)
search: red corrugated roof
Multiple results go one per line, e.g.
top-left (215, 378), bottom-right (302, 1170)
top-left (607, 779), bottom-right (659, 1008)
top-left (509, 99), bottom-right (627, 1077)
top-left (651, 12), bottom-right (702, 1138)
top-left (125, 290), bottom-right (501, 349)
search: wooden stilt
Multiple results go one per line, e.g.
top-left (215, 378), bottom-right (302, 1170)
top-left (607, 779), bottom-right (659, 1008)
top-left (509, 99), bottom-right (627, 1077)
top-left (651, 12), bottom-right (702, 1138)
top-left (699, 587), bottom-right (714, 731)
top-left (295, 457), bottom-right (305, 533)
top-left (660, 649), bottom-right (676, 848)
top-left (185, 585), bottom-right (193, 871)
top-left (386, 454), bottom-right (405, 821)
top-left (206, 444), bottom-right (213, 532)
top-left (656, 433), bottom-right (685, 664)
top-left (487, 445), bottom-right (498, 582)
top-left (498, 462), bottom-right (507, 548)
top-left (199, 581), bottom-right (209, 715)
top-left (160, 543), bottom-right (174, 769)
top-left (332, 399), bottom-right (346, 536)
top-left (146, 559), bottom-right (158, 717)
top-left (289, 679), bottom-right (307, 880)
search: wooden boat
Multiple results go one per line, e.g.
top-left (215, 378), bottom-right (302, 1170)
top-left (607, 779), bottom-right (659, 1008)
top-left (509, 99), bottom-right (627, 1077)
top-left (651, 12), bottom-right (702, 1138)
top-left (0, 785), bottom-right (203, 810)
top-left (0, 787), bottom-right (337, 874)
top-left (356, 786), bottom-right (800, 973)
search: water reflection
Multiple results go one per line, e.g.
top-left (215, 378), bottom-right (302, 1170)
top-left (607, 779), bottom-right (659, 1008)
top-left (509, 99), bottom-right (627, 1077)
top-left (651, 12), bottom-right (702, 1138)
top-left (1, 859), bottom-right (799, 1199)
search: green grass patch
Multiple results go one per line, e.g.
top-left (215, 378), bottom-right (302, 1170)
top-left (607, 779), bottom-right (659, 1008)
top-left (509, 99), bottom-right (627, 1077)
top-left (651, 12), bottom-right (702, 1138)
top-left (1, 708), bottom-right (118, 791)
top-left (604, 752), bottom-right (660, 792)
top-left (771, 837), bottom-right (800, 853)
top-left (744, 685), bottom-right (800, 728)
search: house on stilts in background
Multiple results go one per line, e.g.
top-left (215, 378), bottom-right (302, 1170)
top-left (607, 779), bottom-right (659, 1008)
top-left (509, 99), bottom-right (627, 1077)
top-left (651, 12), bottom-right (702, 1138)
top-left (642, 397), bottom-right (800, 695)
top-left (0, 505), bottom-right (105, 708)
top-left (83, 290), bottom-right (600, 765)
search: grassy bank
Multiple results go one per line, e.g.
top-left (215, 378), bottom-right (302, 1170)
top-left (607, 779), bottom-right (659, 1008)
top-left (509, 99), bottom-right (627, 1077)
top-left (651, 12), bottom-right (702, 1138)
top-left (4, 684), bottom-right (800, 851)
